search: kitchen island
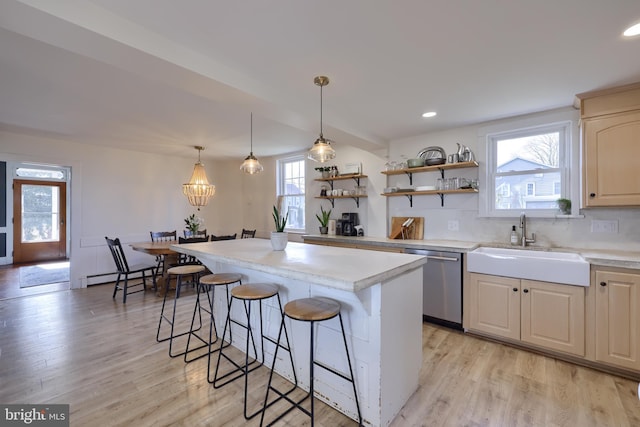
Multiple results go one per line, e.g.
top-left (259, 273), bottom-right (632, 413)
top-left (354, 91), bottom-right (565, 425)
top-left (172, 238), bottom-right (427, 427)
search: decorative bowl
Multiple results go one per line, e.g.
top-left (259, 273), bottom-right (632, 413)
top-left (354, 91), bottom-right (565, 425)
top-left (407, 158), bottom-right (425, 168)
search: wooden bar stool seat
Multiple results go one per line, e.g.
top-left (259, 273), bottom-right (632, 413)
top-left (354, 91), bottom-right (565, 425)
top-left (184, 273), bottom-right (242, 364)
top-left (284, 297), bottom-right (340, 322)
top-left (231, 282), bottom-right (278, 300)
top-left (261, 297), bottom-right (362, 427)
top-left (156, 264), bottom-right (206, 358)
top-left (213, 283), bottom-right (297, 421)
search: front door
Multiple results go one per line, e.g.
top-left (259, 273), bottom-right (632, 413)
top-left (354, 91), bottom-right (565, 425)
top-left (12, 180), bottom-right (67, 264)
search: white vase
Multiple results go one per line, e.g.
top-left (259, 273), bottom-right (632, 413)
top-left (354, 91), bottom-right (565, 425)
top-left (270, 232), bottom-right (288, 250)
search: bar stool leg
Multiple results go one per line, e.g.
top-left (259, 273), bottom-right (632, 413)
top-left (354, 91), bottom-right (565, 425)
top-left (261, 306), bottom-right (362, 427)
top-left (205, 283), bottom-right (234, 381)
top-left (211, 296), bottom-right (261, 387)
top-left (156, 273), bottom-right (203, 358)
top-left (338, 312), bottom-right (362, 425)
top-left (259, 309), bottom-right (301, 426)
top-left (309, 320), bottom-right (316, 427)
top-left (184, 282), bottom-right (229, 363)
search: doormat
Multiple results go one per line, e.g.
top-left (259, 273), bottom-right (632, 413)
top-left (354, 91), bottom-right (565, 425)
top-left (19, 262), bottom-right (70, 288)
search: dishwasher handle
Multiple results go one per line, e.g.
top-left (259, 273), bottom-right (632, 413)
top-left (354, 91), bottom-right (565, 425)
top-left (424, 255), bottom-right (459, 262)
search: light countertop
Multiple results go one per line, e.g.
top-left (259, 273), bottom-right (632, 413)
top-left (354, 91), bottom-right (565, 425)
top-left (171, 238), bottom-right (427, 292)
top-left (302, 234), bottom-right (640, 270)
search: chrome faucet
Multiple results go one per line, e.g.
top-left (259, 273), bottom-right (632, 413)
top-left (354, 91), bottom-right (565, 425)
top-left (519, 213), bottom-right (536, 247)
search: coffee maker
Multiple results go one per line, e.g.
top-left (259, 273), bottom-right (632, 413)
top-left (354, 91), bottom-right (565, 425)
top-left (339, 212), bottom-right (359, 236)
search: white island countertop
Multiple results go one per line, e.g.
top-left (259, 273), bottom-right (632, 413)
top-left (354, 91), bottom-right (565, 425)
top-left (172, 238), bottom-right (427, 292)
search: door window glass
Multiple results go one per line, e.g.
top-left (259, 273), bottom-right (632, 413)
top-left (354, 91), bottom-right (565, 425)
top-left (22, 184), bottom-right (60, 243)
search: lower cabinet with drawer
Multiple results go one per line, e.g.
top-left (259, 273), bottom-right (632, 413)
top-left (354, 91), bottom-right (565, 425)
top-left (467, 272), bottom-right (585, 357)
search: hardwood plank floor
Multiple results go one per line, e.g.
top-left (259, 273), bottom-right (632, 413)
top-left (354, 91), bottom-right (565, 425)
top-left (0, 262), bottom-right (70, 300)
top-left (0, 284), bottom-right (639, 426)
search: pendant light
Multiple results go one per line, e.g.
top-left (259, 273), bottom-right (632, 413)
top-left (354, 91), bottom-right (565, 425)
top-left (182, 146), bottom-right (216, 210)
top-left (307, 76), bottom-right (336, 162)
top-left (240, 113), bottom-right (264, 174)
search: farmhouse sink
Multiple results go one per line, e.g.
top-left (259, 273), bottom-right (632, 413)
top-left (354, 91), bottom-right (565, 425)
top-left (467, 247), bottom-right (590, 287)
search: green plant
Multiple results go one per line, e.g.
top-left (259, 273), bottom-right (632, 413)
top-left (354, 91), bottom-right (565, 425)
top-left (184, 214), bottom-right (203, 233)
top-left (557, 198), bottom-right (571, 214)
top-left (272, 205), bottom-right (288, 232)
top-left (315, 206), bottom-right (332, 227)
top-left (314, 166), bottom-right (331, 172)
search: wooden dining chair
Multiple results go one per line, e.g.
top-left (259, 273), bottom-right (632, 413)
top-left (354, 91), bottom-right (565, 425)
top-left (184, 229), bottom-right (207, 238)
top-left (241, 228), bottom-right (256, 239)
top-left (150, 230), bottom-right (177, 280)
top-left (105, 236), bottom-right (157, 303)
top-left (177, 236), bottom-right (209, 265)
top-left (210, 233), bottom-right (237, 241)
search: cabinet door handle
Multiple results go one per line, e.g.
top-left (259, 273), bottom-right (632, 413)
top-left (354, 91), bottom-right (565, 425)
top-left (600, 281), bottom-right (607, 287)
top-left (512, 287), bottom-right (518, 292)
top-left (590, 193), bottom-right (596, 198)
top-left (523, 289), bottom-right (529, 293)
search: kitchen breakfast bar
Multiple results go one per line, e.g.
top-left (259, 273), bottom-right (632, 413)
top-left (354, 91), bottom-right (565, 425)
top-left (172, 238), bottom-right (427, 427)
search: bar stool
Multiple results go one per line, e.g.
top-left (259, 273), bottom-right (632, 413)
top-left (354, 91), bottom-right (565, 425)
top-left (156, 264), bottom-right (206, 358)
top-left (213, 283), bottom-right (297, 420)
top-left (183, 272), bottom-right (242, 364)
top-left (261, 297), bottom-right (362, 427)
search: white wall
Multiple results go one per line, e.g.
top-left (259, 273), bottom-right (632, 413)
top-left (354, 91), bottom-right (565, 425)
top-left (305, 145), bottom-right (388, 238)
top-left (384, 108), bottom-right (640, 251)
top-left (0, 130), bottom-right (258, 287)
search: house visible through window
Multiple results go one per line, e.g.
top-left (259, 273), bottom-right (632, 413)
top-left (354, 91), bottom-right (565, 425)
top-left (277, 155), bottom-right (305, 230)
top-left (486, 121), bottom-right (570, 216)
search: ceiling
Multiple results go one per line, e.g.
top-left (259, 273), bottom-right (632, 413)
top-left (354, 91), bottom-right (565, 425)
top-left (1, 0), bottom-right (639, 161)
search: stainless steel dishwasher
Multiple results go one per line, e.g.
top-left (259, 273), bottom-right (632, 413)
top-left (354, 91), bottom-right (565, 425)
top-left (403, 249), bottom-right (462, 329)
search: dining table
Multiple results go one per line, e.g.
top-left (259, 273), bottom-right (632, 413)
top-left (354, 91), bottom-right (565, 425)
top-left (130, 240), bottom-right (180, 295)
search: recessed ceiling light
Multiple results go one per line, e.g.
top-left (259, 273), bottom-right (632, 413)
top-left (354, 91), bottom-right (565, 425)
top-left (422, 111), bottom-right (437, 118)
top-left (623, 22), bottom-right (640, 37)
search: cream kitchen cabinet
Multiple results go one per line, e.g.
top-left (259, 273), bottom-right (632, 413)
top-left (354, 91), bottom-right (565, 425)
top-left (576, 82), bottom-right (640, 207)
top-left (468, 273), bottom-right (585, 357)
top-left (594, 269), bottom-right (640, 371)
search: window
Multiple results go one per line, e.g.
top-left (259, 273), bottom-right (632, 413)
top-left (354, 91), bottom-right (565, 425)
top-left (485, 121), bottom-right (571, 216)
top-left (16, 167), bottom-right (65, 180)
top-left (526, 183), bottom-right (535, 196)
top-left (277, 155), bottom-right (305, 230)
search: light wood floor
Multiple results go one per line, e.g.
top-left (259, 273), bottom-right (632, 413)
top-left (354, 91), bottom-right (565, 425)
top-left (1, 284), bottom-right (639, 427)
top-left (0, 262), bottom-right (70, 300)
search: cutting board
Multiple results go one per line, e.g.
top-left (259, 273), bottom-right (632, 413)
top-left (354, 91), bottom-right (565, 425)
top-left (389, 217), bottom-right (424, 240)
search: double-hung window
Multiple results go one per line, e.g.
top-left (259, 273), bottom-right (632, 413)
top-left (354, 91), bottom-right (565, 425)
top-left (484, 121), bottom-right (571, 217)
top-left (276, 155), bottom-right (306, 231)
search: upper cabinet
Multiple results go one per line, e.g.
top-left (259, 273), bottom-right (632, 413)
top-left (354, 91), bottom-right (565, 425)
top-left (576, 82), bottom-right (640, 207)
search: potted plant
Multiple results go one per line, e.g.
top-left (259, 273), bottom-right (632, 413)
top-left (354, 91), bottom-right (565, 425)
top-left (184, 213), bottom-right (203, 237)
top-left (271, 203), bottom-right (289, 250)
top-left (315, 206), bottom-right (332, 234)
top-left (557, 198), bottom-right (571, 215)
top-left (315, 166), bottom-right (331, 178)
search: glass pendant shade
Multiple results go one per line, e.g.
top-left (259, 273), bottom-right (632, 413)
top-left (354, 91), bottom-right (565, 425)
top-left (183, 146), bottom-right (216, 210)
top-left (240, 113), bottom-right (264, 174)
top-left (240, 153), bottom-right (264, 174)
top-left (308, 135), bottom-right (336, 162)
top-left (308, 75), bottom-right (336, 163)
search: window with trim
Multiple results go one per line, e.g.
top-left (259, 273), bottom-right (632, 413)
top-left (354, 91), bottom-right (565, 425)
top-left (486, 122), bottom-right (570, 216)
top-left (277, 155), bottom-right (305, 231)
